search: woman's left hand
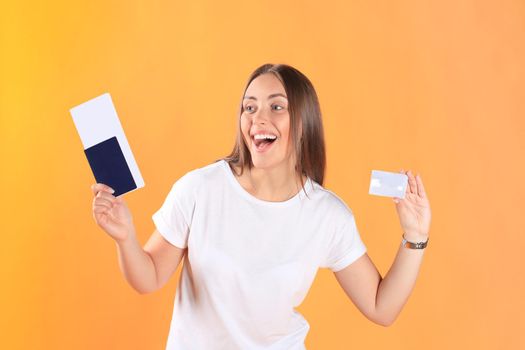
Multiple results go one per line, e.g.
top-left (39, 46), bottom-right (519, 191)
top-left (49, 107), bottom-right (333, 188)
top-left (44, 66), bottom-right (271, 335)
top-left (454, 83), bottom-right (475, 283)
top-left (393, 170), bottom-right (431, 241)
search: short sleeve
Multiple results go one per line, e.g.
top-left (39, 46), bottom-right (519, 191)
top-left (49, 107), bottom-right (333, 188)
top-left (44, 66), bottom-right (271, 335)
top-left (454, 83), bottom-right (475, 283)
top-left (152, 171), bottom-right (198, 249)
top-left (321, 209), bottom-right (367, 272)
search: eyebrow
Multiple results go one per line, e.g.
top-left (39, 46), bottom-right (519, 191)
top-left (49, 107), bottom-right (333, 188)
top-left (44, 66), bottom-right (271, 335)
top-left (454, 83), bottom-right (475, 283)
top-left (243, 93), bottom-right (288, 100)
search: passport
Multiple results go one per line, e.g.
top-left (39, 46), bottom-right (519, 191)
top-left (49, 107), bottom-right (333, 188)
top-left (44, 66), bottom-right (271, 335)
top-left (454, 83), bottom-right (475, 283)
top-left (84, 136), bottom-right (137, 197)
top-left (70, 93), bottom-right (144, 197)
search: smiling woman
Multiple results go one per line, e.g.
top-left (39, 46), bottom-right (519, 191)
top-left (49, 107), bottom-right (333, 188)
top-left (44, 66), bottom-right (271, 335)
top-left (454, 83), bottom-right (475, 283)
top-left (223, 63), bottom-right (326, 201)
top-left (91, 63), bottom-right (431, 350)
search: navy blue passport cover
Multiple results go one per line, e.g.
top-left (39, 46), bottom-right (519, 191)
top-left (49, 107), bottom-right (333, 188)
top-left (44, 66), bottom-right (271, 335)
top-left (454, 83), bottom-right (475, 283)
top-left (84, 136), bottom-right (137, 197)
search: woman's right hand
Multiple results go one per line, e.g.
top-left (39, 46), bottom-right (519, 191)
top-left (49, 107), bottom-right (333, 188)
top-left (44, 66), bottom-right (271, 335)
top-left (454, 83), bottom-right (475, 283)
top-left (91, 184), bottom-right (134, 243)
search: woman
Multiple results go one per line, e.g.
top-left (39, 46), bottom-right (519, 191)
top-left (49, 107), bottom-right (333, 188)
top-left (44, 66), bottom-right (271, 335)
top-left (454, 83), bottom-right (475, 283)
top-left (91, 63), bottom-right (431, 349)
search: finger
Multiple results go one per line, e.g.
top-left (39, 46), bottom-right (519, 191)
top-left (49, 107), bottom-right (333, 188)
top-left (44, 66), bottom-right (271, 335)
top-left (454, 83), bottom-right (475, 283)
top-left (407, 170), bottom-right (417, 194)
top-left (399, 169), bottom-right (410, 196)
top-left (94, 197), bottom-right (114, 209)
top-left (91, 183), bottom-right (115, 196)
top-left (93, 203), bottom-right (113, 211)
top-left (91, 184), bottom-right (102, 196)
top-left (93, 206), bottom-right (110, 214)
top-left (96, 190), bottom-right (116, 202)
top-left (415, 174), bottom-right (427, 198)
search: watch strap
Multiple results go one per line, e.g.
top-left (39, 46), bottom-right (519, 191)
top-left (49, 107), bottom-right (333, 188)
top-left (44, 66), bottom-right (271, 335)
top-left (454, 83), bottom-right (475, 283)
top-left (401, 234), bottom-right (429, 249)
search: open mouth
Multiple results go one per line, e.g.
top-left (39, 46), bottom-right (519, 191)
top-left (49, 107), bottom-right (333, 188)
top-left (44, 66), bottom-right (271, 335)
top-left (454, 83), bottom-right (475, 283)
top-left (252, 135), bottom-right (277, 152)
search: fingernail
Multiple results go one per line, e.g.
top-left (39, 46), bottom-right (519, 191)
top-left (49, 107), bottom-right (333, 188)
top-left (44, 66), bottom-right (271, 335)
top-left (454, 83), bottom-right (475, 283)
top-left (109, 188), bottom-right (115, 194)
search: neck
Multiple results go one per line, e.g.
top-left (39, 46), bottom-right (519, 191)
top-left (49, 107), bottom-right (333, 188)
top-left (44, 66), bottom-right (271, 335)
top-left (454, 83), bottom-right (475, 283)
top-left (238, 158), bottom-right (306, 202)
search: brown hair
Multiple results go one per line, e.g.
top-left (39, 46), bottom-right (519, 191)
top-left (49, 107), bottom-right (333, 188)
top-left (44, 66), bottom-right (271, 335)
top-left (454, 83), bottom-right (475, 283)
top-left (217, 63), bottom-right (326, 194)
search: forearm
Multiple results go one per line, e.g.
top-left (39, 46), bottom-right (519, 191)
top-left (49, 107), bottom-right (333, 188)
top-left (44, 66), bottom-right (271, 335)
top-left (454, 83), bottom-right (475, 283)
top-left (375, 234), bottom-right (427, 325)
top-left (115, 230), bottom-right (158, 294)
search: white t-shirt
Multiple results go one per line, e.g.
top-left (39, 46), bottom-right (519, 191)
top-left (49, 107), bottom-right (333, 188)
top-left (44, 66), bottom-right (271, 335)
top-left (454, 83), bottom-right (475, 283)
top-left (152, 159), bottom-right (367, 350)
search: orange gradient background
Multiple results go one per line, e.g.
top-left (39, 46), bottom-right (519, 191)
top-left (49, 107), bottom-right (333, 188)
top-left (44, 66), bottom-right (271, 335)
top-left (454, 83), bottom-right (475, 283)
top-left (1, 1), bottom-right (524, 349)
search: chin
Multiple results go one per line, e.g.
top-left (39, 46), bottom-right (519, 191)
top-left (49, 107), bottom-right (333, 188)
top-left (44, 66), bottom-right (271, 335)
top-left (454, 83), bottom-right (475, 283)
top-left (251, 157), bottom-right (274, 169)
top-left (251, 154), bottom-right (288, 170)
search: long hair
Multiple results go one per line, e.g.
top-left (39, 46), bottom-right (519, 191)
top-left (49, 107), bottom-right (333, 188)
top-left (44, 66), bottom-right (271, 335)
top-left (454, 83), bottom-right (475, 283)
top-left (218, 63), bottom-right (326, 194)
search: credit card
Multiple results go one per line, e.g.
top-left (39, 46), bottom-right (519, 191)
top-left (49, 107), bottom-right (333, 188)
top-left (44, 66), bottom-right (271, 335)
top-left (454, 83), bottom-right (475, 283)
top-left (369, 170), bottom-right (408, 199)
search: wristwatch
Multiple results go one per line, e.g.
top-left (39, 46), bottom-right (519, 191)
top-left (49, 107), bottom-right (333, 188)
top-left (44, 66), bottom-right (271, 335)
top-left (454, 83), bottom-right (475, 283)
top-left (401, 234), bottom-right (429, 249)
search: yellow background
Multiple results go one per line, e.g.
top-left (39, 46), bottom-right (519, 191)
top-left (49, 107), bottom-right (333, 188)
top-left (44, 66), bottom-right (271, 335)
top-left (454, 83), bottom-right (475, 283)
top-left (1, 0), bottom-right (524, 349)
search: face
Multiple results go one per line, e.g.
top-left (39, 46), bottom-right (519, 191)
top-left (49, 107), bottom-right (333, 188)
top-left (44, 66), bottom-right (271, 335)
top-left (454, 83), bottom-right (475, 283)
top-left (240, 73), bottom-right (294, 170)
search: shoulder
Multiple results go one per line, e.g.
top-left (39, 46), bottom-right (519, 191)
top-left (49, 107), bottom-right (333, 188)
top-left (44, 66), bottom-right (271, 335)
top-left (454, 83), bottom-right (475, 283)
top-left (171, 159), bottom-right (225, 192)
top-left (181, 159), bottom-right (223, 179)
top-left (311, 184), bottom-right (356, 221)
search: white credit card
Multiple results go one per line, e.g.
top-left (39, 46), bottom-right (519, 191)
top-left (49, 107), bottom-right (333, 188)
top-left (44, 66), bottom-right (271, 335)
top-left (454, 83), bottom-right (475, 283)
top-left (369, 170), bottom-right (408, 199)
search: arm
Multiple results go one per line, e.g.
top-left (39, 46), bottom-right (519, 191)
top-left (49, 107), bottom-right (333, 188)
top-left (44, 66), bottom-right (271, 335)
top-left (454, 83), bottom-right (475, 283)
top-left (335, 170), bottom-right (431, 326)
top-left (116, 229), bottom-right (186, 294)
top-left (91, 184), bottom-right (187, 294)
top-left (375, 235), bottom-right (426, 325)
top-left (91, 183), bottom-right (186, 294)
top-left (334, 237), bottom-right (426, 327)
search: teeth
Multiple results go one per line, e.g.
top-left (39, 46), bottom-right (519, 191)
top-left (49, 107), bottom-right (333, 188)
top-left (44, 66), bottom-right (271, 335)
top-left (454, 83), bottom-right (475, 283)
top-left (254, 134), bottom-right (277, 140)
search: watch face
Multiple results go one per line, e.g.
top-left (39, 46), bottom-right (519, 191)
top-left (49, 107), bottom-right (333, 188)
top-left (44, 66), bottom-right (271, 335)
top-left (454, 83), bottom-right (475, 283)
top-left (402, 239), bottom-right (427, 249)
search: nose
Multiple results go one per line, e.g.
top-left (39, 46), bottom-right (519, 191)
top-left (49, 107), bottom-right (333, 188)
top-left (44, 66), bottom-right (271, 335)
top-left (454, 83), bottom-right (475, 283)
top-left (251, 106), bottom-right (270, 125)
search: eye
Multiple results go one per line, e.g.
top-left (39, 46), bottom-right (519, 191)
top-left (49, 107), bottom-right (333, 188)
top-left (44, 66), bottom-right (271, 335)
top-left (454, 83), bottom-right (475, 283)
top-left (272, 104), bottom-right (285, 111)
top-left (244, 105), bottom-right (255, 113)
